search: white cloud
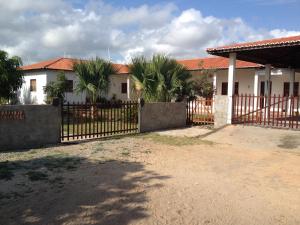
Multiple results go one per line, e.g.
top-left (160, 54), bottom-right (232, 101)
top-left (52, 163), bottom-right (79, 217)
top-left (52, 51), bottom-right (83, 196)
top-left (0, 0), bottom-right (299, 65)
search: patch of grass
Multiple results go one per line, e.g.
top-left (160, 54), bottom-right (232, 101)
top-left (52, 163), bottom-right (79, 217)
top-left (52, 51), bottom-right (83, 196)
top-left (140, 133), bottom-right (215, 146)
top-left (120, 147), bottom-right (131, 157)
top-left (92, 143), bottom-right (104, 154)
top-left (0, 161), bottom-right (21, 180)
top-left (26, 171), bottom-right (48, 181)
top-left (278, 135), bottom-right (300, 149)
top-left (30, 154), bottom-right (81, 171)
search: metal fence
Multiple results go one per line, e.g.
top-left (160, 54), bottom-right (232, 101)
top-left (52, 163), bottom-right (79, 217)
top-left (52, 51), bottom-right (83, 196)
top-left (232, 94), bottom-right (300, 129)
top-left (187, 98), bottom-right (214, 125)
top-left (61, 101), bottom-right (139, 141)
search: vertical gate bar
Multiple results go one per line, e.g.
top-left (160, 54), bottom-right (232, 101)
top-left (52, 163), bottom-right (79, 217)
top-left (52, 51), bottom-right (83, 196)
top-left (284, 96), bottom-right (288, 128)
top-left (248, 94), bottom-right (251, 123)
top-left (67, 102), bottom-right (70, 141)
top-left (122, 101), bottom-right (125, 132)
top-left (251, 94), bottom-right (254, 125)
top-left (271, 94), bottom-right (275, 127)
top-left (232, 96), bottom-right (235, 123)
top-left (263, 95), bottom-right (266, 126)
top-left (292, 96), bottom-right (295, 129)
top-left (104, 101), bottom-right (107, 136)
top-left (113, 102), bottom-right (116, 134)
top-left (84, 102), bottom-right (87, 139)
top-left (130, 101), bottom-right (133, 131)
top-left (72, 102), bottom-right (75, 139)
top-left (244, 94), bottom-right (247, 124)
top-left (100, 102), bottom-right (103, 136)
top-left (240, 94), bottom-right (243, 124)
top-left (255, 95), bottom-right (258, 124)
top-left (76, 102), bottom-right (79, 139)
top-left (80, 102), bottom-right (83, 139)
top-left (61, 103), bottom-right (64, 141)
top-left (89, 102), bottom-right (92, 138)
top-left (280, 95), bottom-right (284, 127)
top-left (236, 94), bottom-right (239, 123)
top-left (96, 103), bottom-right (99, 137)
top-left (276, 95), bottom-right (280, 127)
top-left (297, 96), bottom-right (299, 129)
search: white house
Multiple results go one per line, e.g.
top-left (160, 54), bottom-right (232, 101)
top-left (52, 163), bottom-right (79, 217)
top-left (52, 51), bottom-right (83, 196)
top-left (19, 49), bottom-right (300, 105)
top-left (19, 58), bottom-right (131, 104)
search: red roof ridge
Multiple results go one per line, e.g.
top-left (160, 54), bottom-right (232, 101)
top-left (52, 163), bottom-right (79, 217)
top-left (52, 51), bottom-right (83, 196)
top-left (207, 35), bottom-right (300, 52)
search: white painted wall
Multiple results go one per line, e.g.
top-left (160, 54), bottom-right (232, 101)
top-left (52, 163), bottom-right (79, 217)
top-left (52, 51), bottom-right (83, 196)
top-left (19, 70), bottom-right (131, 104)
top-left (19, 71), bottom-right (47, 104)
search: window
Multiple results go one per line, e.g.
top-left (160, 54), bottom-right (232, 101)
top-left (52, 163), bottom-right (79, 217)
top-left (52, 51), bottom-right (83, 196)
top-left (121, 83), bottom-right (127, 94)
top-left (221, 82), bottom-right (228, 95)
top-left (30, 79), bottom-right (36, 92)
top-left (65, 80), bottom-right (73, 92)
top-left (283, 82), bottom-right (299, 96)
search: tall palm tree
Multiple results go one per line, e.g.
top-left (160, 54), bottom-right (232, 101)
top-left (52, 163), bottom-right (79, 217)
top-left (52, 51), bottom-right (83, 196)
top-left (129, 54), bottom-right (192, 102)
top-left (73, 57), bottom-right (117, 103)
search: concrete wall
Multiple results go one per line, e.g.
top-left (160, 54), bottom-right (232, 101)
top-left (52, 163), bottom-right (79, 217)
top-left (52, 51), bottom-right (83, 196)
top-left (0, 105), bottom-right (61, 151)
top-left (214, 95), bottom-right (228, 128)
top-left (139, 102), bottom-right (186, 132)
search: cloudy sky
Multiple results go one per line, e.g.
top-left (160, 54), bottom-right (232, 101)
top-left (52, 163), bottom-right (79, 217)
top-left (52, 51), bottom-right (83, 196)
top-left (1, 0), bottom-right (300, 65)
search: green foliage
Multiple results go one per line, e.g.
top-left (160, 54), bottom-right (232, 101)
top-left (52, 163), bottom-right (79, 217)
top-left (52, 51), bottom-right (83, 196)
top-left (191, 61), bottom-right (215, 98)
top-left (44, 71), bottom-right (68, 104)
top-left (129, 54), bottom-right (193, 102)
top-left (0, 50), bottom-right (23, 104)
top-left (73, 57), bottom-right (117, 103)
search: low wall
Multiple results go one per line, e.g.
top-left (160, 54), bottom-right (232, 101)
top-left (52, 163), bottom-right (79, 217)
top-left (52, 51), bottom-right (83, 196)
top-left (139, 102), bottom-right (186, 132)
top-left (214, 95), bottom-right (229, 128)
top-left (0, 105), bottom-right (61, 151)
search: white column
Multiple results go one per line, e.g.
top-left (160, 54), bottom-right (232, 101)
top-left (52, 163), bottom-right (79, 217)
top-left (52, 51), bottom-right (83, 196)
top-left (127, 76), bottom-right (130, 100)
top-left (212, 71), bottom-right (217, 113)
top-left (227, 53), bottom-right (236, 124)
top-left (253, 70), bottom-right (259, 110)
top-left (289, 68), bottom-right (295, 96)
top-left (288, 68), bottom-right (295, 114)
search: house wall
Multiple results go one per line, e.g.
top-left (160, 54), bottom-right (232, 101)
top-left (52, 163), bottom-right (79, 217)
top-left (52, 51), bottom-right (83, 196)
top-left (19, 71), bottom-right (47, 104)
top-left (191, 68), bottom-right (300, 96)
top-left (19, 70), bottom-right (132, 104)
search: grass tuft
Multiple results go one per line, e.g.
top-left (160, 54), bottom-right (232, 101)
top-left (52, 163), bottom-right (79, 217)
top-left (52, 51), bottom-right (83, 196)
top-left (140, 133), bottom-right (215, 146)
top-left (26, 171), bottom-right (48, 181)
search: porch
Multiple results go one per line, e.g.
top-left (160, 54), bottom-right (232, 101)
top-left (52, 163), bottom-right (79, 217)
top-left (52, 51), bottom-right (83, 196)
top-left (207, 35), bottom-right (300, 129)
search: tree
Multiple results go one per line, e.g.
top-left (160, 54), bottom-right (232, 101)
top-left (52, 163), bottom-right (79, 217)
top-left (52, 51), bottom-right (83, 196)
top-left (129, 54), bottom-right (193, 102)
top-left (0, 50), bottom-right (23, 104)
top-left (192, 62), bottom-right (215, 98)
top-left (44, 71), bottom-right (69, 104)
top-left (73, 58), bottom-right (117, 103)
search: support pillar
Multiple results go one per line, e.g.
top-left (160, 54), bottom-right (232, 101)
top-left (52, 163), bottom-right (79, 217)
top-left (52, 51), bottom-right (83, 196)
top-left (264, 64), bottom-right (271, 119)
top-left (212, 71), bottom-right (217, 113)
top-left (253, 70), bottom-right (259, 110)
top-left (227, 53), bottom-right (236, 124)
top-left (288, 68), bottom-right (295, 114)
top-left (127, 76), bottom-right (131, 100)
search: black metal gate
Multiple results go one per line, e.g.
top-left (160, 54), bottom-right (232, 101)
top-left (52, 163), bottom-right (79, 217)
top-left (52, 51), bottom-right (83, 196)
top-left (61, 101), bottom-right (139, 141)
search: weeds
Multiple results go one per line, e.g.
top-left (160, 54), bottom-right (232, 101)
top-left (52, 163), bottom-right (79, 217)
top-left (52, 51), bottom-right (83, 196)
top-left (140, 133), bottom-right (214, 146)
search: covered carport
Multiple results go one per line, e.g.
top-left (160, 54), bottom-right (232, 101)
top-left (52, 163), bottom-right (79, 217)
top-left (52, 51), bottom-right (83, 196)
top-left (207, 35), bottom-right (300, 129)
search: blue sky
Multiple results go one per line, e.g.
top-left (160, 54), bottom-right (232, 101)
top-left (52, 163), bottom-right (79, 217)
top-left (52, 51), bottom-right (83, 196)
top-left (1, 0), bottom-right (300, 64)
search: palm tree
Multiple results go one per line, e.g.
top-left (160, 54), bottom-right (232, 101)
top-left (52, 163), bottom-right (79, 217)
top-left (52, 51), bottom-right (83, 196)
top-left (73, 57), bottom-right (117, 103)
top-left (129, 54), bottom-right (193, 102)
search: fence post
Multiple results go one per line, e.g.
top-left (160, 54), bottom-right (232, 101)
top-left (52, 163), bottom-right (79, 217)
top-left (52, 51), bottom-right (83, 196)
top-left (137, 98), bottom-right (144, 133)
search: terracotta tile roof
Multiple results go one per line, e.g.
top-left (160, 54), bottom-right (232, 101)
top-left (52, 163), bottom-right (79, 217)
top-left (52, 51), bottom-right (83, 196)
top-left (178, 57), bottom-right (261, 70)
top-left (21, 56), bottom-right (261, 74)
top-left (21, 58), bottom-right (130, 74)
top-left (207, 35), bottom-right (300, 53)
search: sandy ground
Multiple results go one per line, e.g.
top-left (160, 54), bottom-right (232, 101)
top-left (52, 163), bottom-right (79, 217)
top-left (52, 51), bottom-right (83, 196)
top-left (0, 125), bottom-right (300, 225)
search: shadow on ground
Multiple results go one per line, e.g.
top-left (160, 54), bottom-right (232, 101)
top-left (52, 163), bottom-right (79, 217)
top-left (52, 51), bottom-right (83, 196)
top-left (0, 155), bottom-right (169, 225)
